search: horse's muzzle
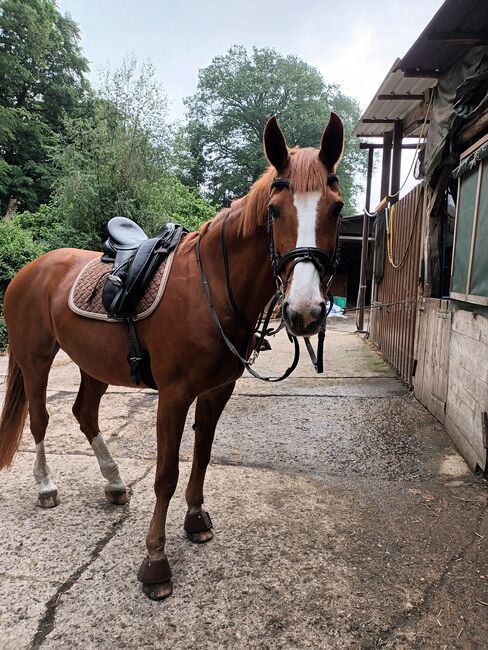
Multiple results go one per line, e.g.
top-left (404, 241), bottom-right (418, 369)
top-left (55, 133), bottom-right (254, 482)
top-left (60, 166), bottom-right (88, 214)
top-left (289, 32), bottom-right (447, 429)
top-left (282, 301), bottom-right (327, 337)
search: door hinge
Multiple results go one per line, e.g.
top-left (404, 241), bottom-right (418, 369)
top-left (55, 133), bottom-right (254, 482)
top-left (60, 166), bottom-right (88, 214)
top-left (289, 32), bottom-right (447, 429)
top-left (431, 393), bottom-right (446, 413)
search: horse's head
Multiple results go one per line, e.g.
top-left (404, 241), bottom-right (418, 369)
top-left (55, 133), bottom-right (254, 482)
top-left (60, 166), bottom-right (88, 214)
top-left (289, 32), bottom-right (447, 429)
top-left (263, 113), bottom-right (344, 337)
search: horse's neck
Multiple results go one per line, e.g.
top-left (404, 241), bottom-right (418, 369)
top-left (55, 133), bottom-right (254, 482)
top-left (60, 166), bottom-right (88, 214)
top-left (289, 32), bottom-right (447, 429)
top-left (202, 205), bottom-right (276, 330)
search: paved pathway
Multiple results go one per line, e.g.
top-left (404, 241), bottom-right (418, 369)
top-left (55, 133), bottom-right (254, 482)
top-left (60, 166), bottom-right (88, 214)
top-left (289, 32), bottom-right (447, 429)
top-left (0, 318), bottom-right (487, 649)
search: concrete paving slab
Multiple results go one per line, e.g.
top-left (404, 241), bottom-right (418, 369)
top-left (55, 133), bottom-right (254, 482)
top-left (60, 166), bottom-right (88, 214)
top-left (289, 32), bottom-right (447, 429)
top-left (0, 318), bottom-right (487, 649)
top-left (37, 464), bottom-right (357, 650)
top-left (0, 454), bottom-right (153, 650)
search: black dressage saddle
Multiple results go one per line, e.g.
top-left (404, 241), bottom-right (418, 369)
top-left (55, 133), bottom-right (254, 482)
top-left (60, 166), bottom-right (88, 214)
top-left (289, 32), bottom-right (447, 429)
top-left (101, 216), bottom-right (187, 319)
top-left (100, 216), bottom-right (187, 388)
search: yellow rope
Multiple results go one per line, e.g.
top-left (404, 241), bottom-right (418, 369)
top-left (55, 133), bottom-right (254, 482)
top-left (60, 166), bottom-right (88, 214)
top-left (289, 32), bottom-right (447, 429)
top-left (387, 202), bottom-right (396, 261)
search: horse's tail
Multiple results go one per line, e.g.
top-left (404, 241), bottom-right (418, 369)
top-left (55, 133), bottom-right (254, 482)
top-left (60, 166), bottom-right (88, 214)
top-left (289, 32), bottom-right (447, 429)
top-left (0, 352), bottom-right (28, 470)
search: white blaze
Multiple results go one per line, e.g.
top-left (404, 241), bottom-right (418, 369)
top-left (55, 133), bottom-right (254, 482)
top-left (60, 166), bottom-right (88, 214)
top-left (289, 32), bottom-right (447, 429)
top-left (288, 191), bottom-right (323, 311)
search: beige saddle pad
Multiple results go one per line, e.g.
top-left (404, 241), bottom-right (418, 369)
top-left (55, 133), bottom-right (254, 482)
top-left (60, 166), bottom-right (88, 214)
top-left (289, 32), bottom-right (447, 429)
top-left (68, 251), bottom-right (175, 322)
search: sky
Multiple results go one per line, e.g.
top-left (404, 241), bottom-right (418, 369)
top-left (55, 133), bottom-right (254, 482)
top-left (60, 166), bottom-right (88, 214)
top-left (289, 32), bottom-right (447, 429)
top-left (57, 0), bottom-right (444, 209)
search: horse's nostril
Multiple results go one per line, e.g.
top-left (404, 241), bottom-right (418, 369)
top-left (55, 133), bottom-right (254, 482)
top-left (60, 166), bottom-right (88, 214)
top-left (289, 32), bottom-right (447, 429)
top-left (310, 302), bottom-right (326, 321)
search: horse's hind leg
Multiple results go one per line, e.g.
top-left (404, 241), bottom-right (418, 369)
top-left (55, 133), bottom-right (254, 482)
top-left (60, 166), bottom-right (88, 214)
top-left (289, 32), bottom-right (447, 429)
top-left (72, 370), bottom-right (128, 505)
top-left (184, 382), bottom-right (236, 543)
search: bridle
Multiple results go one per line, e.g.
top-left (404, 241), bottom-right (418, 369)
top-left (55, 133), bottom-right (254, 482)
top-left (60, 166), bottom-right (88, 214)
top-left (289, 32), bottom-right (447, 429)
top-left (267, 174), bottom-right (341, 300)
top-left (196, 173), bottom-right (342, 381)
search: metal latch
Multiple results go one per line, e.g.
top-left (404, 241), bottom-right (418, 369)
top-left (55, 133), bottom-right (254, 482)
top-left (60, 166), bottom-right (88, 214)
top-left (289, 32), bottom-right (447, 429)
top-left (436, 311), bottom-right (451, 320)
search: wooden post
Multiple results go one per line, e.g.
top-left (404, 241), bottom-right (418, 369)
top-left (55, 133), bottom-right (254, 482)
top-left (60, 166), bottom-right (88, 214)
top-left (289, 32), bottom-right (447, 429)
top-left (370, 130), bottom-right (393, 340)
top-left (357, 147), bottom-right (374, 331)
top-left (380, 131), bottom-right (393, 202)
top-left (390, 120), bottom-right (403, 204)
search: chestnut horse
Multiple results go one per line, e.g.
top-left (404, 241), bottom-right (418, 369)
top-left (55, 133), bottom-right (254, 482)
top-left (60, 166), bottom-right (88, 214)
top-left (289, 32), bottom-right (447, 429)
top-left (0, 114), bottom-right (344, 599)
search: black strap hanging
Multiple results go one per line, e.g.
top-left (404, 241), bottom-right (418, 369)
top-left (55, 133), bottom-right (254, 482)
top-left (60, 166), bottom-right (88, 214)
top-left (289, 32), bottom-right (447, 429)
top-left (196, 237), bottom-right (300, 382)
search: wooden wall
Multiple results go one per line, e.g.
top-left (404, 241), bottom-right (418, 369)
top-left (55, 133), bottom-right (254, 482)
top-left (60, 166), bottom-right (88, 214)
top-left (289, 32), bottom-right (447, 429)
top-left (413, 298), bottom-right (451, 425)
top-left (414, 300), bottom-right (488, 473)
top-left (445, 309), bottom-right (488, 473)
top-left (370, 184), bottom-right (424, 386)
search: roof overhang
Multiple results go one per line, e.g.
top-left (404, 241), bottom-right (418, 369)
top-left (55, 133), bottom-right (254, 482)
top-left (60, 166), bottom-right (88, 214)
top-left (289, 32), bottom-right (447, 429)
top-left (353, 0), bottom-right (488, 139)
top-left (352, 60), bottom-right (435, 138)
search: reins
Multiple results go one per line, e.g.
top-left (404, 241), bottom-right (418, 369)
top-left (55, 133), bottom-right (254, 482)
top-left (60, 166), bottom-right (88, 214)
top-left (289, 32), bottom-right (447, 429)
top-left (196, 173), bottom-right (341, 381)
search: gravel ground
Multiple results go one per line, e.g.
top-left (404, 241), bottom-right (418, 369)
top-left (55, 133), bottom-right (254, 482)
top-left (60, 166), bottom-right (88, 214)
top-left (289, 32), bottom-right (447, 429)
top-left (0, 317), bottom-right (487, 649)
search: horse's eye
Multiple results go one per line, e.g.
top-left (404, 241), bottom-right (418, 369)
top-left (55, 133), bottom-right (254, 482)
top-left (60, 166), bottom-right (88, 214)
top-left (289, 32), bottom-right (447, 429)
top-left (269, 204), bottom-right (280, 219)
top-left (333, 202), bottom-right (344, 219)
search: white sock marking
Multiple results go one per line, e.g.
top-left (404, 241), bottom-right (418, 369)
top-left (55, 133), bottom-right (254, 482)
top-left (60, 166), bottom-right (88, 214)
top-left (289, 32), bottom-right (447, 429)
top-left (289, 191), bottom-right (323, 310)
top-left (91, 433), bottom-right (125, 492)
top-left (33, 441), bottom-right (58, 496)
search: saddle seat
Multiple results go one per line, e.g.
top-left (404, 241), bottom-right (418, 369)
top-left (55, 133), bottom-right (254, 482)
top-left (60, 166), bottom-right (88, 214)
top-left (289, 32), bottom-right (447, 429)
top-left (102, 216), bottom-right (148, 256)
top-left (101, 216), bottom-right (187, 320)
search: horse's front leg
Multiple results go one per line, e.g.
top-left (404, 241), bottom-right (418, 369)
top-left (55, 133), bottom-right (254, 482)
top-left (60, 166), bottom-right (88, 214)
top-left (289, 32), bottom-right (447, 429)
top-left (184, 382), bottom-right (236, 543)
top-left (138, 388), bottom-right (193, 601)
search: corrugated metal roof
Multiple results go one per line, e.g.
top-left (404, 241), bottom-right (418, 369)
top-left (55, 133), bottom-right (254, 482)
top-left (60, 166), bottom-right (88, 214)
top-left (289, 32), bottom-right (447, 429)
top-left (398, 0), bottom-right (488, 76)
top-left (353, 0), bottom-right (488, 138)
top-left (352, 61), bottom-right (435, 137)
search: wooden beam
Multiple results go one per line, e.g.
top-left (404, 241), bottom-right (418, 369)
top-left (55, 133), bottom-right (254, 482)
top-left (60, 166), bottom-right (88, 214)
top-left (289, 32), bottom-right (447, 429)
top-left (378, 94), bottom-right (425, 101)
top-left (356, 147), bottom-right (375, 332)
top-left (360, 143), bottom-right (419, 150)
top-left (403, 101), bottom-right (429, 136)
top-left (380, 131), bottom-right (393, 202)
top-left (428, 31), bottom-right (488, 43)
top-left (402, 69), bottom-right (441, 78)
top-left (390, 120), bottom-right (403, 205)
top-left (362, 118), bottom-right (399, 124)
top-left (460, 107), bottom-right (488, 144)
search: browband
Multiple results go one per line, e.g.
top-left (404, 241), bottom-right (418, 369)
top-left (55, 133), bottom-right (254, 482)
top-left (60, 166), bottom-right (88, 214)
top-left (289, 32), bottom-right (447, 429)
top-left (270, 178), bottom-right (290, 190)
top-left (271, 174), bottom-right (339, 190)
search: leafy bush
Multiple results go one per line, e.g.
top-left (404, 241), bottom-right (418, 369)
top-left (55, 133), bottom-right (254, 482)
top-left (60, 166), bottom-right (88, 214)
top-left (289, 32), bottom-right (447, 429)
top-left (0, 217), bottom-right (43, 349)
top-left (16, 204), bottom-right (96, 251)
top-left (0, 217), bottom-right (42, 294)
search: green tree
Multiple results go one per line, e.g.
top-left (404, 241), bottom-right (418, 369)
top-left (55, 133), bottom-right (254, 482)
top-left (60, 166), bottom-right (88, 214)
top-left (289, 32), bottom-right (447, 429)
top-left (50, 58), bottom-right (214, 247)
top-left (185, 45), bottom-right (366, 213)
top-left (0, 0), bottom-right (89, 213)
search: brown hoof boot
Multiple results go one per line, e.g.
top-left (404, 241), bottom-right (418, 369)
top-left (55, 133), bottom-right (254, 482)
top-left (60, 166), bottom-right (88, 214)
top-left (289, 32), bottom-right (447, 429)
top-left (142, 579), bottom-right (173, 601)
top-left (184, 510), bottom-right (213, 544)
top-left (105, 488), bottom-right (129, 505)
top-left (37, 491), bottom-right (60, 508)
top-left (138, 556), bottom-right (172, 601)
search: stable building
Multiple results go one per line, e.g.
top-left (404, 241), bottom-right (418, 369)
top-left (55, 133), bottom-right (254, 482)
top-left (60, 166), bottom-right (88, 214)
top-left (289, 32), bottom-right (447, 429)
top-left (353, 0), bottom-right (488, 474)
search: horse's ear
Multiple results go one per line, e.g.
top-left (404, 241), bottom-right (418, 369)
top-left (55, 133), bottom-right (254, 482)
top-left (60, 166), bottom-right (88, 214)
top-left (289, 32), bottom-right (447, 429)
top-left (263, 116), bottom-right (290, 173)
top-left (319, 112), bottom-right (344, 172)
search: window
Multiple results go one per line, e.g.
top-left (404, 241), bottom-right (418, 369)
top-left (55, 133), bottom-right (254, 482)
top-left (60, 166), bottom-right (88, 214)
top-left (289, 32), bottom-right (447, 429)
top-left (451, 133), bottom-right (488, 305)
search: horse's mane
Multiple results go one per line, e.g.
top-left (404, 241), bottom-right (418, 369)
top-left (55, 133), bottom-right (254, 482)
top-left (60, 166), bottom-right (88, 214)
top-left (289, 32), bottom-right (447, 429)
top-left (239, 147), bottom-right (329, 237)
top-left (179, 146), bottom-right (329, 251)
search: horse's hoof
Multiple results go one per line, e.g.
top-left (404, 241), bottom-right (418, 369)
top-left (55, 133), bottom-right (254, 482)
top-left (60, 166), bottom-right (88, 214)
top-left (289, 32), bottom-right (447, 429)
top-left (184, 509), bottom-right (213, 544)
top-left (37, 491), bottom-right (60, 508)
top-left (105, 488), bottom-right (128, 505)
top-left (142, 580), bottom-right (173, 600)
top-left (187, 529), bottom-right (214, 544)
